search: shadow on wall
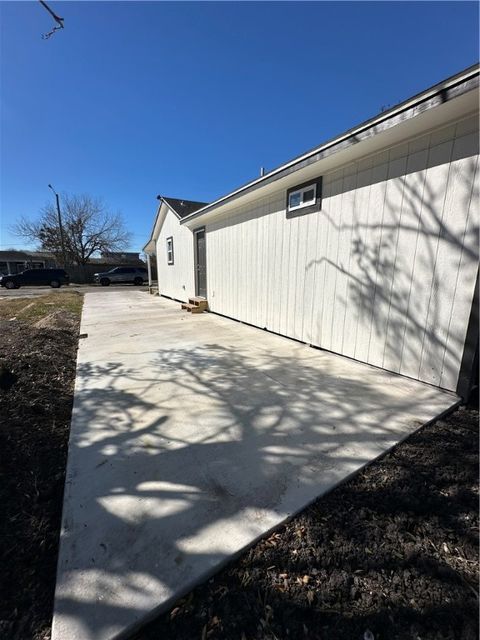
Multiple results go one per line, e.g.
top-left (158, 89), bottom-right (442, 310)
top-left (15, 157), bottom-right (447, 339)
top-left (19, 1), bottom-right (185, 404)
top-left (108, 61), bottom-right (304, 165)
top-left (314, 146), bottom-right (479, 393)
top-left (208, 122), bottom-right (479, 393)
top-left (55, 342), bottom-right (454, 638)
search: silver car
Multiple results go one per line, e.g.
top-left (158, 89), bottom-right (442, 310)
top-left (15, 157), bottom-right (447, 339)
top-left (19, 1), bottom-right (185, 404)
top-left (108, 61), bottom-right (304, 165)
top-left (93, 266), bottom-right (148, 286)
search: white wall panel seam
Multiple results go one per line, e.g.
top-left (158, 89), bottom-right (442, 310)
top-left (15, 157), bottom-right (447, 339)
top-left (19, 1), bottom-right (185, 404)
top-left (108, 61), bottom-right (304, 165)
top-left (439, 154), bottom-right (479, 388)
top-left (381, 161), bottom-right (408, 369)
top-left (398, 141), bottom-right (432, 372)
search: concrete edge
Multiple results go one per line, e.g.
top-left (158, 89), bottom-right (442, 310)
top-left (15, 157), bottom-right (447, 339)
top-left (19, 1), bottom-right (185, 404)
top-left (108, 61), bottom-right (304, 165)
top-left (116, 396), bottom-right (462, 640)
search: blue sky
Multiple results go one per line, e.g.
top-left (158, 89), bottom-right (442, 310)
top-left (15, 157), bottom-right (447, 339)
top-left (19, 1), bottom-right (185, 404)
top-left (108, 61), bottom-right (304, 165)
top-left (1, 1), bottom-right (478, 252)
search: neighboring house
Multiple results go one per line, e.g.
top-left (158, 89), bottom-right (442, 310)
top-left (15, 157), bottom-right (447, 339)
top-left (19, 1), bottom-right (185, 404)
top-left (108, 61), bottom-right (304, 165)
top-left (0, 250), bottom-right (148, 283)
top-left (144, 64), bottom-right (479, 397)
top-left (100, 252), bottom-right (145, 264)
top-left (0, 250), bottom-right (57, 274)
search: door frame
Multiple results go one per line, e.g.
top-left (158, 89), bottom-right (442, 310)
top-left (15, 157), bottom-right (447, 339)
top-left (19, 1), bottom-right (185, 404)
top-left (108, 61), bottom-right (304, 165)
top-left (193, 226), bottom-right (207, 298)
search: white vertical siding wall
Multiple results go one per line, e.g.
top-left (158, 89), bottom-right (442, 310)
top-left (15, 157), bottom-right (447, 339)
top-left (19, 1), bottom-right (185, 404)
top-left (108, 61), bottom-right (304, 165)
top-left (205, 115), bottom-right (479, 391)
top-left (156, 207), bottom-right (195, 301)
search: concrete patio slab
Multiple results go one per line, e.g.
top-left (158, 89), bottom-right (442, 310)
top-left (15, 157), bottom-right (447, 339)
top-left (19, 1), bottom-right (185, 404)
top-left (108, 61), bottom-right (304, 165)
top-left (52, 291), bottom-right (459, 640)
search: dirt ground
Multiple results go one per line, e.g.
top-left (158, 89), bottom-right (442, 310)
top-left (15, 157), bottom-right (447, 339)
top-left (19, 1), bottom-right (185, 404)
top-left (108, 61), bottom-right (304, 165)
top-left (137, 407), bottom-right (479, 640)
top-left (0, 293), bottom-right (82, 640)
top-left (0, 292), bottom-right (478, 640)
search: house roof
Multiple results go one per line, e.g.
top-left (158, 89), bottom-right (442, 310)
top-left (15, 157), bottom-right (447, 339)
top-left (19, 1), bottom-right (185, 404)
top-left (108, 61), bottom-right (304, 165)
top-left (143, 196), bottom-right (209, 252)
top-left (180, 62), bottom-right (479, 225)
top-left (28, 251), bottom-right (56, 260)
top-left (87, 257), bottom-right (145, 265)
top-left (161, 197), bottom-right (208, 219)
top-left (0, 250), bottom-right (55, 261)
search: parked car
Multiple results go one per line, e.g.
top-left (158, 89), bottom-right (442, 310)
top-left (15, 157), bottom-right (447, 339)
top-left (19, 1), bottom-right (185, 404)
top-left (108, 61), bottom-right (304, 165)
top-left (93, 266), bottom-right (148, 286)
top-left (0, 268), bottom-right (70, 289)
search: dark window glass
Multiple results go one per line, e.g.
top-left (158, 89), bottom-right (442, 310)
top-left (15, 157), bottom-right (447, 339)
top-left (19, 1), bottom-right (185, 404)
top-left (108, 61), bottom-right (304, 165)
top-left (167, 237), bottom-right (174, 264)
top-left (302, 188), bottom-right (315, 203)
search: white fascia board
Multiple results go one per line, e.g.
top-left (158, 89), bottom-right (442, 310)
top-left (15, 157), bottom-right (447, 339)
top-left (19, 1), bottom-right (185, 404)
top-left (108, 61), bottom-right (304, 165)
top-left (181, 65), bottom-right (479, 228)
top-left (143, 240), bottom-right (156, 253)
top-left (143, 201), bottom-right (170, 253)
top-left (183, 83), bottom-right (479, 228)
top-left (144, 197), bottom-right (188, 252)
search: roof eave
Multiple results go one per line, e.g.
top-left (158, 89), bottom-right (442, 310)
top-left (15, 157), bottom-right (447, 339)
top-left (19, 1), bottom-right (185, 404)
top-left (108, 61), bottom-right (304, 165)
top-left (181, 63), bottom-right (479, 226)
top-left (143, 200), bottom-right (168, 253)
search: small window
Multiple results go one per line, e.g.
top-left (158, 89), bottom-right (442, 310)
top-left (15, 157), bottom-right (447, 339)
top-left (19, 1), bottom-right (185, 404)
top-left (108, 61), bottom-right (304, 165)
top-left (288, 183), bottom-right (317, 211)
top-left (166, 237), bottom-right (174, 265)
top-left (286, 177), bottom-right (322, 218)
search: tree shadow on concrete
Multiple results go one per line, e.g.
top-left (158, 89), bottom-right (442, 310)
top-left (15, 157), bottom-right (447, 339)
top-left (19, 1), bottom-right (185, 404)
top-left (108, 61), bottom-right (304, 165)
top-left (55, 124), bottom-right (479, 639)
top-left (137, 409), bottom-right (478, 640)
top-left (53, 335), bottom-right (455, 639)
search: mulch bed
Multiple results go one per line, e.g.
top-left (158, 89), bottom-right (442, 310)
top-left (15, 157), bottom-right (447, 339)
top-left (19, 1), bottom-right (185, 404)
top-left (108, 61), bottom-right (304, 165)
top-left (0, 313), bottom-right (477, 640)
top-left (137, 407), bottom-right (479, 640)
top-left (0, 319), bottom-right (79, 640)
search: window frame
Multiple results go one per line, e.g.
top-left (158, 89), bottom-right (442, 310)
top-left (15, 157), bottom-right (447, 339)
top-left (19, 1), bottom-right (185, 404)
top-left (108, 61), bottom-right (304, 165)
top-left (286, 176), bottom-right (323, 218)
top-left (166, 236), bottom-right (174, 265)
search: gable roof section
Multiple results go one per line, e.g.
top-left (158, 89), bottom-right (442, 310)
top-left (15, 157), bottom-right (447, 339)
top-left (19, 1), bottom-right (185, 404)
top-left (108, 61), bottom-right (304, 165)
top-left (162, 197), bottom-right (208, 219)
top-left (143, 196), bottom-right (208, 252)
top-left (180, 63), bottom-right (479, 225)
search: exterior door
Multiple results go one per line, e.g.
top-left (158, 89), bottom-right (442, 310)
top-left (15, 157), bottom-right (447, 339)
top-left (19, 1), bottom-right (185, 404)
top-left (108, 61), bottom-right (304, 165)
top-left (194, 228), bottom-right (207, 298)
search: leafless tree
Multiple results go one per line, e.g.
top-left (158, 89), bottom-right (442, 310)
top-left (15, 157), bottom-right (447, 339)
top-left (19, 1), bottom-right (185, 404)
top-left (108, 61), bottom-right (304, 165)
top-left (13, 193), bottom-right (131, 266)
top-left (39, 0), bottom-right (64, 40)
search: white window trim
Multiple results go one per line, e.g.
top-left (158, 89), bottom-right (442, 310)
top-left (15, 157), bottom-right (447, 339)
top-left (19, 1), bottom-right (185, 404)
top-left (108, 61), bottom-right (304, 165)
top-left (166, 237), bottom-right (174, 265)
top-left (288, 183), bottom-right (317, 211)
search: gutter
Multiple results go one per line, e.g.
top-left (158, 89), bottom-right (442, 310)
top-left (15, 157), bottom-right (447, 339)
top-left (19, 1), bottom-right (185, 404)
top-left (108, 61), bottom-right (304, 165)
top-left (181, 63), bottom-right (479, 225)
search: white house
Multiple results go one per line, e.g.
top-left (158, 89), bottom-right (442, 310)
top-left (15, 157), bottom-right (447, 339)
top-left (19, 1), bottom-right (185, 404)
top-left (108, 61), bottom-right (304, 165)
top-left (144, 64), bottom-right (479, 397)
top-left (144, 196), bottom-right (207, 300)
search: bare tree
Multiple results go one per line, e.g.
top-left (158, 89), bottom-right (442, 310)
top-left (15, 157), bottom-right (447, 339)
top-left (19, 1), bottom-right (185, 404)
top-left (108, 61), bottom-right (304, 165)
top-left (39, 0), bottom-right (64, 40)
top-left (14, 193), bottom-right (131, 266)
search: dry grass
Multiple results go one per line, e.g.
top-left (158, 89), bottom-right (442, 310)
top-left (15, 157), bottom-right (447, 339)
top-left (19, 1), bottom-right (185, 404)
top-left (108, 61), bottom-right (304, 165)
top-left (0, 291), bottom-right (83, 324)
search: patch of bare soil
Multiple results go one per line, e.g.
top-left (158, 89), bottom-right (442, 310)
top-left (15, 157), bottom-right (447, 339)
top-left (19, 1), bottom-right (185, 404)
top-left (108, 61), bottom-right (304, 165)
top-left (33, 309), bottom-right (79, 332)
top-left (137, 407), bottom-right (479, 640)
top-left (0, 317), bottom-right (79, 640)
